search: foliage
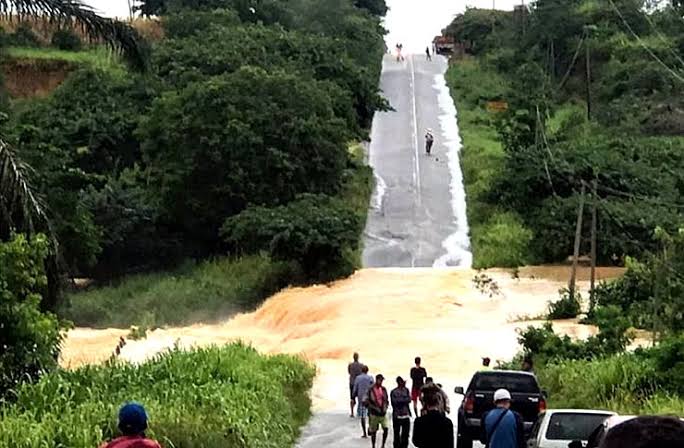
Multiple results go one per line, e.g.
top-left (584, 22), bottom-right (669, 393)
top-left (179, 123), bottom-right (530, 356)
top-left (0, 234), bottom-right (63, 396)
top-left (547, 288), bottom-right (582, 320)
top-left (7, 24), bottom-right (40, 47)
top-left (591, 228), bottom-right (684, 335)
top-left (60, 255), bottom-right (298, 328)
top-left (50, 29), bottom-right (82, 51)
top-left (139, 67), bottom-right (350, 251)
top-left (0, 344), bottom-right (315, 447)
top-left (223, 194), bottom-right (363, 282)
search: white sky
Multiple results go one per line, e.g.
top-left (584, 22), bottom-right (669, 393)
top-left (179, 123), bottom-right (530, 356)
top-left (85, 0), bottom-right (524, 53)
top-left (384, 0), bottom-right (523, 53)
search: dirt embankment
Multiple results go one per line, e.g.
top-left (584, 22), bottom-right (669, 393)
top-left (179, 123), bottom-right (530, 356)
top-left (2, 58), bottom-right (75, 98)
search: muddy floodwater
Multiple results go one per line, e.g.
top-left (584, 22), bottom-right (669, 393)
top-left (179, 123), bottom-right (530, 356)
top-left (62, 266), bottom-right (623, 411)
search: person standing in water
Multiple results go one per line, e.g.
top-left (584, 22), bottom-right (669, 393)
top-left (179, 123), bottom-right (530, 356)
top-left (410, 356), bottom-right (428, 416)
top-left (390, 376), bottom-right (412, 448)
top-left (366, 374), bottom-right (390, 448)
top-left (353, 365), bottom-right (374, 438)
top-left (349, 352), bottom-right (364, 417)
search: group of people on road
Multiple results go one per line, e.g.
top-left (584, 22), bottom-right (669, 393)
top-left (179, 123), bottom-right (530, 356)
top-left (349, 353), bottom-right (454, 448)
top-left (392, 43), bottom-right (433, 62)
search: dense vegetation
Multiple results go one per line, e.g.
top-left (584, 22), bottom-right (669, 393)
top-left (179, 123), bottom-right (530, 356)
top-left (0, 344), bottom-right (315, 447)
top-left (452, 0), bottom-right (684, 415)
top-left (445, 0), bottom-right (684, 268)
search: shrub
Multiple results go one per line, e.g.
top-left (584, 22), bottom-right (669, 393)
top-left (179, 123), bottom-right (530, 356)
top-left (222, 194), bottom-right (363, 282)
top-left (51, 28), bottom-right (82, 51)
top-left (0, 234), bottom-right (64, 396)
top-left (547, 288), bottom-right (582, 320)
top-left (472, 212), bottom-right (532, 268)
top-left (59, 256), bottom-right (297, 328)
top-left (0, 344), bottom-right (315, 447)
top-left (8, 23), bottom-right (41, 47)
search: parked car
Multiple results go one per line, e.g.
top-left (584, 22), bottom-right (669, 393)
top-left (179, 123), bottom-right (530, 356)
top-left (585, 415), bottom-right (636, 448)
top-left (526, 409), bottom-right (616, 448)
top-left (454, 370), bottom-right (547, 448)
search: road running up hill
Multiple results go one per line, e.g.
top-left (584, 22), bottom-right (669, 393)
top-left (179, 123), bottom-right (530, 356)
top-left (363, 54), bottom-right (471, 269)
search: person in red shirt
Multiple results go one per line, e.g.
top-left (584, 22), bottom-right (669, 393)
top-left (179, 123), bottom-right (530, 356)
top-left (100, 403), bottom-right (162, 448)
top-left (365, 374), bottom-right (389, 448)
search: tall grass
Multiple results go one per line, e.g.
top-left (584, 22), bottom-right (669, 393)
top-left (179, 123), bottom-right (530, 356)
top-left (6, 46), bottom-right (126, 74)
top-left (446, 59), bottom-right (533, 268)
top-left (537, 354), bottom-right (684, 415)
top-left (60, 256), bottom-right (299, 328)
top-left (0, 344), bottom-right (315, 447)
top-left (342, 143), bottom-right (374, 268)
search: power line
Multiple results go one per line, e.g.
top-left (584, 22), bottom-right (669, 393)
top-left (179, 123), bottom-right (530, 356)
top-left (608, 0), bottom-right (684, 84)
top-left (641, 8), bottom-right (684, 70)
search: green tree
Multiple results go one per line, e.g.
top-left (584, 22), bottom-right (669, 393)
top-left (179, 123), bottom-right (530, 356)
top-left (0, 233), bottom-right (63, 396)
top-left (139, 67), bottom-right (350, 251)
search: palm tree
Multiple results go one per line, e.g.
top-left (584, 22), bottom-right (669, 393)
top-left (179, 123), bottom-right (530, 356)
top-left (3, 1), bottom-right (147, 69)
top-left (1, 2), bottom-right (146, 308)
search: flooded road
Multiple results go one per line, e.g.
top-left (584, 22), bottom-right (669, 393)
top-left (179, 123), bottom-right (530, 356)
top-left (62, 267), bottom-right (622, 446)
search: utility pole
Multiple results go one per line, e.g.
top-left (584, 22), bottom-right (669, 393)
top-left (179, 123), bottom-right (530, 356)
top-left (590, 178), bottom-right (598, 305)
top-left (585, 38), bottom-right (592, 121)
top-left (569, 183), bottom-right (586, 298)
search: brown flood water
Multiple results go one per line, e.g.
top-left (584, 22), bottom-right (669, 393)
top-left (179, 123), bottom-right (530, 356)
top-left (61, 266), bottom-right (624, 411)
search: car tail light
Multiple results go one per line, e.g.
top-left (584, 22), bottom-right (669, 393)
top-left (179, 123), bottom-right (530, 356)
top-left (465, 394), bottom-right (474, 413)
top-left (539, 398), bottom-right (547, 413)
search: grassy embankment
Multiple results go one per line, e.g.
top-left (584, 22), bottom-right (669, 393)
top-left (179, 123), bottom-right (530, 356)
top-left (538, 355), bottom-right (684, 415)
top-left (60, 144), bottom-right (373, 329)
top-left (446, 59), bottom-right (533, 268)
top-left (5, 46), bottom-right (125, 73)
top-left (0, 344), bottom-right (315, 447)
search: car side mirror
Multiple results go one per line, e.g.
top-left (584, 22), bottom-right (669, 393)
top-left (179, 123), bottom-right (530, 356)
top-left (454, 386), bottom-right (464, 395)
top-left (568, 440), bottom-right (583, 448)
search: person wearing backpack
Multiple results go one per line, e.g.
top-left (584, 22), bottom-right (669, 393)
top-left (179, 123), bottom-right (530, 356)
top-left (480, 389), bottom-right (525, 448)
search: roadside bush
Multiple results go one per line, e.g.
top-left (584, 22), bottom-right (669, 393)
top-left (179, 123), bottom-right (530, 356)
top-left (222, 194), bottom-right (363, 282)
top-left (471, 211), bottom-right (532, 268)
top-left (547, 288), bottom-right (582, 320)
top-left (0, 234), bottom-right (64, 396)
top-left (51, 28), bottom-right (82, 51)
top-left (0, 344), bottom-right (315, 447)
top-left (60, 255), bottom-right (297, 328)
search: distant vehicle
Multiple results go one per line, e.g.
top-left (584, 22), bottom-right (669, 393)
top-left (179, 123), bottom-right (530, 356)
top-left (526, 409), bottom-right (616, 448)
top-left (433, 35), bottom-right (455, 55)
top-left (585, 415), bottom-right (636, 448)
top-left (454, 370), bottom-right (547, 448)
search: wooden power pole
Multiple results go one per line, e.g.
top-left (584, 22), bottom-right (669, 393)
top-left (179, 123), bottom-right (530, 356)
top-left (569, 183), bottom-right (586, 298)
top-left (585, 38), bottom-right (592, 121)
top-left (590, 179), bottom-right (598, 303)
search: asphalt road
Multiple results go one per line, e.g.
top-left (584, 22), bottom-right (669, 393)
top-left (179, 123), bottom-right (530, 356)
top-left (362, 54), bottom-right (471, 268)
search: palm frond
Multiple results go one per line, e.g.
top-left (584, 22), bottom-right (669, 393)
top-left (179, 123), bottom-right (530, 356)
top-left (0, 137), bottom-right (47, 235)
top-left (0, 1), bottom-right (148, 70)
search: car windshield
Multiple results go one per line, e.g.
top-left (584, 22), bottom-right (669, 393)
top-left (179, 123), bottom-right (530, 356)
top-left (473, 374), bottom-right (539, 393)
top-left (546, 413), bottom-right (612, 441)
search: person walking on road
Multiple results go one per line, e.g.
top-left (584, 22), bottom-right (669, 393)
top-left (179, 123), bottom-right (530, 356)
top-left (353, 365), bottom-right (374, 438)
top-left (410, 356), bottom-right (427, 416)
top-left (366, 374), bottom-right (390, 448)
top-left (390, 376), bottom-right (412, 448)
top-left (481, 389), bottom-right (525, 448)
top-left (412, 387), bottom-right (454, 448)
top-left (426, 47), bottom-right (432, 61)
top-left (349, 352), bottom-right (364, 417)
top-left (425, 129), bottom-right (435, 155)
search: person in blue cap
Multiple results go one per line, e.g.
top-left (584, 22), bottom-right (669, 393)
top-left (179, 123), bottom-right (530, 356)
top-left (100, 402), bottom-right (162, 448)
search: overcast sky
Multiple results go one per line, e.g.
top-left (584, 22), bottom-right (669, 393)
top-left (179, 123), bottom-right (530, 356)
top-left (85, 0), bottom-right (525, 53)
